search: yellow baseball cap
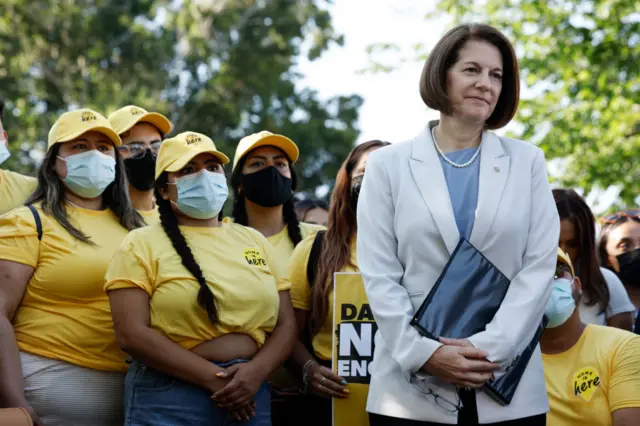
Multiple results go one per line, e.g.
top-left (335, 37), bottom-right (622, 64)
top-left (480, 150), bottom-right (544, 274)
top-left (155, 131), bottom-right (230, 179)
top-left (557, 248), bottom-right (575, 277)
top-left (48, 108), bottom-right (121, 149)
top-left (233, 130), bottom-right (299, 170)
top-left (108, 105), bottom-right (172, 136)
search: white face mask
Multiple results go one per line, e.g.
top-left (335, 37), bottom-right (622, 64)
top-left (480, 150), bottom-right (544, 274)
top-left (57, 150), bottom-right (116, 199)
top-left (545, 277), bottom-right (576, 328)
top-left (0, 139), bottom-right (10, 165)
top-left (169, 169), bottom-right (228, 220)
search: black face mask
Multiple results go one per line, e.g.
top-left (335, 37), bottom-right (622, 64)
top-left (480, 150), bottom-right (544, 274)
top-left (123, 149), bottom-right (156, 191)
top-left (241, 166), bottom-right (293, 207)
top-left (617, 248), bottom-right (640, 287)
top-left (351, 175), bottom-right (364, 209)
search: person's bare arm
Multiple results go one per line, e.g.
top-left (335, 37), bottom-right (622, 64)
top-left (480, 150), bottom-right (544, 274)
top-left (290, 308), bottom-right (347, 398)
top-left (108, 288), bottom-right (228, 392)
top-left (613, 408), bottom-right (640, 426)
top-left (290, 309), bottom-right (315, 373)
top-left (0, 260), bottom-right (41, 424)
top-left (248, 291), bottom-right (297, 375)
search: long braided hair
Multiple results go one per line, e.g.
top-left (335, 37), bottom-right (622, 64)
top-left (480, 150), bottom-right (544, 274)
top-left (155, 172), bottom-right (217, 324)
top-left (230, 148), bottom-right (302, 246)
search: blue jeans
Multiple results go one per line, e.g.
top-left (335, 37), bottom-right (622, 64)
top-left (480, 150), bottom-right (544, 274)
top-left (124, 359), bottom-right (271, 426)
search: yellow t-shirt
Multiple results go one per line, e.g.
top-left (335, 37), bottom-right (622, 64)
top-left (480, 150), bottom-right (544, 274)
top-left (543, 324), bottom-right (640, 426)
top-left (0, 170), bottom-right (37, 214)
top-left (221, 218), bottom-right (324, 386)
top-left (0, 204), bottom-right (131, 372)
top-left (266, 222), bottom-right (325, 260)
top-left (138, 207), bottom-right (160, 225)
top-left (289, 234), bottom-right (358, 360)
top-left (222, 218), bottom-right (325, 273)
top-left (104, 222), bottom-right (290, 349)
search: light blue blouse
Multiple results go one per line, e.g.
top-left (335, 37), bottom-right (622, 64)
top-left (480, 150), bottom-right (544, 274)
top-left (439, 148), bottom-right (481, 241)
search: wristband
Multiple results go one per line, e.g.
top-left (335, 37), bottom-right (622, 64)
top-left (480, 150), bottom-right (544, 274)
top-left (301, 359), bottom-right (318, 395)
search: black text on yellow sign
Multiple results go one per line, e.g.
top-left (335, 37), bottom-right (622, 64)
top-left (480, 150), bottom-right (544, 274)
top-left (332, 272), bottom-right (375, 426)
top-left (335, 303), bottom-right (377, 384)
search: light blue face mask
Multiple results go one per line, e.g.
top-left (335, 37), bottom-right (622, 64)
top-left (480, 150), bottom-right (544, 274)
top-left (57, 150), bottom-right (116, 199)
top-left (0, 140), bottom-right (10, 165)
top-left (545, 277), bottom-right (576, 328)
top-left (170, 169), bottom-right (228, 220)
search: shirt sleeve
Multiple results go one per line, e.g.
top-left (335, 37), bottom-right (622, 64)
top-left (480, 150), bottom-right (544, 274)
top-left (0, 207), bottom-right (40, 267)
top-left (0, 171), bottom-right (37, 214)
top-left (104, 233), bottom-right (155, 295)
top-left (609, 334), bottom-right (640, 411)
top-left (287, 235), bottom-right (315, 311)
top-left (601, 268), bottom-right (636, 317)
top-left (301, 222), bottom-right (326, 239)
top-left (259, 233), bottom-right (291, 292)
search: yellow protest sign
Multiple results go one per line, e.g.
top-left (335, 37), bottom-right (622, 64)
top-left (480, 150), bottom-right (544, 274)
top-left (332, 272), bottom-right (376, 426)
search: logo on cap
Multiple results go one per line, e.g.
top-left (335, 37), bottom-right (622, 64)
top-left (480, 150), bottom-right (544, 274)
top-left (130, 107), bottom-right (145, 116)
top-left (186, 134), bottom-right (202, 145)
top-left (81, 111), bottom-right (97, 122)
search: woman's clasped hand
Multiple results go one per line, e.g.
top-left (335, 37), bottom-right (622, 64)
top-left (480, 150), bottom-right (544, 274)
top-left (421, 337), bottom-right (500, 389)
top-left (213, 362), bottom-right (265, 407)
top-left (208, 362), bottom-right (266, 421)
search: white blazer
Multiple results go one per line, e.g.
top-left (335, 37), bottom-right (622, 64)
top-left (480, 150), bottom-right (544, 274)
top-left (356, 122), bottom-right (560, 424)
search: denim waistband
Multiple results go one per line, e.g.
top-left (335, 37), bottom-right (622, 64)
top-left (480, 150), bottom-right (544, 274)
top-left (124, 358), bottom-right (271, 425)
top-left (130, 357), bottom-right (248, 375)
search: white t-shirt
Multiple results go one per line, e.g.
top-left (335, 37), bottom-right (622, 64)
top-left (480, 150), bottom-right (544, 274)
top-left (579, 267), bottom-right (635, 325)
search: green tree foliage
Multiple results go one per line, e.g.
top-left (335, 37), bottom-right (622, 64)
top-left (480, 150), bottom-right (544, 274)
top-left (0, 0), bottom-right (361, 196)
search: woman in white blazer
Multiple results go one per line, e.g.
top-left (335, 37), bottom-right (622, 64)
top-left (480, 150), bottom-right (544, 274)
top-left (356, 24), bottom-right (559, 425)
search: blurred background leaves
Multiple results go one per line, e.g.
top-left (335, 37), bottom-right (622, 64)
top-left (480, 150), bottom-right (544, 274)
top-left (0, 0), bottom-right (362, 198)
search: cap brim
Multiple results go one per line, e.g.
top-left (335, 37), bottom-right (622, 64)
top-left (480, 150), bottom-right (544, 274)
top-left (57, 126), bottom-right (122, 148)
top-left (233, 134), bottom-right (299, 170)
top-left (158, 149), bottom-right (230, 179)
top-left (557, 253), bottom-right (575, 276)
top-left (135, 112), bottom-right (172, 135)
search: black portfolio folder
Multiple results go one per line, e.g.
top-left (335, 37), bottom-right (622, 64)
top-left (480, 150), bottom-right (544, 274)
top-left (410, 238), bottom-right (547, 405)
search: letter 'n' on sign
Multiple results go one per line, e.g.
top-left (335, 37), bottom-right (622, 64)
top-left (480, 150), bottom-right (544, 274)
top-left (339, 323), bottom-right (373, 357)
top-left (332, 272), bottom-right (376, 426)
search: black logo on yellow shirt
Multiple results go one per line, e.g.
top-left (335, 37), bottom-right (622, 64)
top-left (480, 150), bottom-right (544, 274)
top-left (243, 249), bottom-right (266, 267)
top-left (81, 111), bottom-right (97, 122)
top-left (186, 133), bottom-right (202, 145)
top-left (572, 367), bottom-right (600, 402)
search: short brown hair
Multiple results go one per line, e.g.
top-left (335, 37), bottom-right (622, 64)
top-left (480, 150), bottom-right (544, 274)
top-left (419, 23), bottom-right (520, 129)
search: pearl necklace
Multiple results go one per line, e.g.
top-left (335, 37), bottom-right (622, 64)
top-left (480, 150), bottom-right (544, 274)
top-left (431, 126), bottom-right (481, 168)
